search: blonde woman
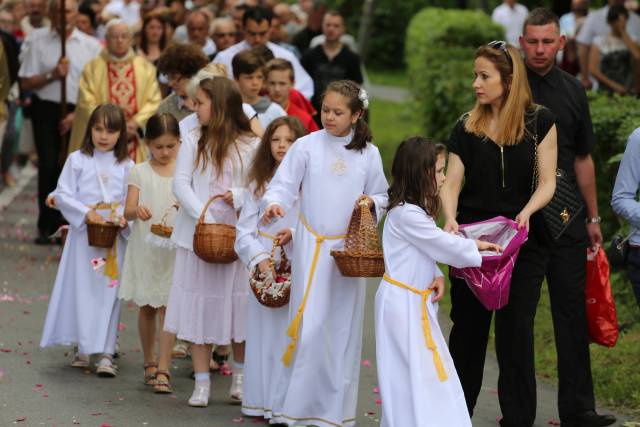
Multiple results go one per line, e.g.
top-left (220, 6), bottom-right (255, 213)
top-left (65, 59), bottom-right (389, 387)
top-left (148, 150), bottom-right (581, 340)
top-left (440, 41), bottom-right (557, 427)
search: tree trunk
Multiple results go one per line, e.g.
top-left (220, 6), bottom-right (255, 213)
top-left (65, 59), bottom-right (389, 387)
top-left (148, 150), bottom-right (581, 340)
top-left (357, 0), bottom-right (378, 63)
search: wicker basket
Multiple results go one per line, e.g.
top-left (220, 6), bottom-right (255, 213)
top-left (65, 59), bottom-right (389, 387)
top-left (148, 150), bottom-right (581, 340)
top-left (150, 204), bottom-right (178, 238)
top-left (330, 200), bottom-right (385, 277)
top-left (87, 221), bottom-right (119, 248)
top-left (250, 242), bottom-right (291, 308)
top-left (193, 194), bottom-right (238, 263)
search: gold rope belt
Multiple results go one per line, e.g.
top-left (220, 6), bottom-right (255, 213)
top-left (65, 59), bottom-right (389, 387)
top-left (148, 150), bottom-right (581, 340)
top-left (281, 214), bottom-right (346, 366)
top-left (257, 230), bottom-right (277, 240)
top-left (382, 274), bottom-right (448, 381)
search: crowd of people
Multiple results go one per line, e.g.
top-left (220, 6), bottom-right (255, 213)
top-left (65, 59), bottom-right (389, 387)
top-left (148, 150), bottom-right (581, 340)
top-left (0, 0), bottom-right (633, 426)
top-left (493, 0), bottom-right (640, 94)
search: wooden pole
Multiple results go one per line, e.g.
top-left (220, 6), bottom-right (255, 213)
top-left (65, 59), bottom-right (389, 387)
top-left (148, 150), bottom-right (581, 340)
top-left (59, 0), bottom-right (67, 118)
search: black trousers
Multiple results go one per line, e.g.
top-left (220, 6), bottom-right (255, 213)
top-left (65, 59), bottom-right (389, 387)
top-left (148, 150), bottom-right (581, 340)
top-left (545, 217), bottom-right (595, 421)
top-left (449, 229), bottom-right (549, 427)
top-left (30, 97), bottom-right (72, 236)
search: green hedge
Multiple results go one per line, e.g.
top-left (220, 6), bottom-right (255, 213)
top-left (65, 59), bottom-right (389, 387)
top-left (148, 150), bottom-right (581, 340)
top-left (405, 8), bottom-right (504, 143)
top-left (326, 0), bottom-right (453, 69)
top-left (588, 92), bottom-right (640, 238)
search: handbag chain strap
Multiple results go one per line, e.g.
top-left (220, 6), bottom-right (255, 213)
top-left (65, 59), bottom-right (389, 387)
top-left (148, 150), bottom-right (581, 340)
top-left (530, 109), bottom-right (540, 194)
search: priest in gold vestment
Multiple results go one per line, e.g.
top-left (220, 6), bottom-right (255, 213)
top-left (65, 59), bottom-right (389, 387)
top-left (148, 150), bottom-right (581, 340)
top-left (68, 19), bottom-right (161, 162)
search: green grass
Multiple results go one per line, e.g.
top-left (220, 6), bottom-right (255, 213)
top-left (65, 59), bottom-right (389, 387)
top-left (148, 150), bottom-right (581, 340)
top-left (369, 98), bottom-right (421, 174)
top-left (369, 96), bottom-right (640, 416)
top-left (533, 276), bottom-right (640, 416)
top-left (367, 68), bottom-right (410, 89)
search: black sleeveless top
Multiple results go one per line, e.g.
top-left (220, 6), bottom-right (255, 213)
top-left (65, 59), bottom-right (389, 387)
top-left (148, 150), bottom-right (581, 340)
top-left (446, 107), bottom-right (556, 225)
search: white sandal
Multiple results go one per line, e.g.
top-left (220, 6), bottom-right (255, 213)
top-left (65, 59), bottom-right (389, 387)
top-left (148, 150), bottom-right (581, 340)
top-left (70, 352), bottom-right (90, 368)
top-left (96, 354), bottom-right (117, 377)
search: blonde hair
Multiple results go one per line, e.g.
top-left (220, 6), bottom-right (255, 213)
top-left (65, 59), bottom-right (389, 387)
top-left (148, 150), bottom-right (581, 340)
top-left (465, 44), bottom-right (537, 146)
top-left (186, 63), bottom-right (229, 98)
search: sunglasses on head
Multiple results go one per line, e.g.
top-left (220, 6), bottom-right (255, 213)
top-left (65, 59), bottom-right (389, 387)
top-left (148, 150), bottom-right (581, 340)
top-left (487, 40), bottom-right (513, 66)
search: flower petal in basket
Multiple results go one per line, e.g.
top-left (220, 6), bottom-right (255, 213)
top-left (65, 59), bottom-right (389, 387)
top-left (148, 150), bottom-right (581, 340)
top-left (249, 243), bottom-right (291, 308)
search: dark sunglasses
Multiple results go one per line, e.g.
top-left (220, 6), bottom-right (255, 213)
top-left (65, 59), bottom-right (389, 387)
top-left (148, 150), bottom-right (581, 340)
top-left (487, 40), bottom-right (513, 66)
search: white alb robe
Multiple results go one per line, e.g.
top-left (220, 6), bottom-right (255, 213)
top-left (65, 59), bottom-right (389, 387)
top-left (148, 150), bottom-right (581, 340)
top-left (376, 204), bottom-right (482, 427)
top-left (261, 130), bottom-right (388, 427)
top-left (41, 150), bottom-right (133, 355)
top-left (235, 182), bottom-right (299, 419)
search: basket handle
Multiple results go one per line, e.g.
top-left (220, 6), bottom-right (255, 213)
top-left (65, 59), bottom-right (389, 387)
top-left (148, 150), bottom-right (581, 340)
top-left (88, 202), bottom-right (121, 223)
top-left (269, 239), bottom-right (288, 268)
top-left (159, 203), bottom-right (179, 226)
top-left (198, 194), bottom-right (225, 225)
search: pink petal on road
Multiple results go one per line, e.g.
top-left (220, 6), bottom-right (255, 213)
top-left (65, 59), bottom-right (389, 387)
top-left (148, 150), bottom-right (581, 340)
top-left (547, 420), bottom-right (561, 426)
top-left (118, 322), bottom-right (126, 332)
top-left (42, 392), bottom-right (49, 397)
top-left (374, 398), bottom-right (382, 405)
top-left (372, 387), bottom-right (379, 394)
top-left (362, 359), bottom-right (372, 367)
top-left (15, 417), bottom-right (26, 422)
top-left (232, 417), bottom-right (244, 423)
top-left (0, 348), bottom-right (12, 353)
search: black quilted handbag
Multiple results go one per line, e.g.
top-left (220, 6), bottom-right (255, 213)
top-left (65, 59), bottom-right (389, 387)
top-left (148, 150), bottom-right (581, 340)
top-left (531, 112), bottom-right (584, 241)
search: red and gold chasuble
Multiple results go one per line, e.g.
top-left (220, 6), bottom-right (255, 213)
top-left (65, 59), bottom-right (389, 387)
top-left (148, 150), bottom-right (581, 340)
top-left (107, 60), bottom-right (142, 162)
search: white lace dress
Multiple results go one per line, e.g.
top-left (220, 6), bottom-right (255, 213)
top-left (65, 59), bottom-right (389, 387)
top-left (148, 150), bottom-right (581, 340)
top-left (118, 161), bottom-right (177, 308)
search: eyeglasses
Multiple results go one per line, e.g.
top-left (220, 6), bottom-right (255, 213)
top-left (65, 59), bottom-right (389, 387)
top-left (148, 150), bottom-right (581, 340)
top-left (487, 40), bottom-right (513, 66)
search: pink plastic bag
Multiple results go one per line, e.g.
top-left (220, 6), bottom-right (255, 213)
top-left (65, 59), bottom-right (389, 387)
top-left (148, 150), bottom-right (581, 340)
top-left (450, 216), bottom-right (528, 310)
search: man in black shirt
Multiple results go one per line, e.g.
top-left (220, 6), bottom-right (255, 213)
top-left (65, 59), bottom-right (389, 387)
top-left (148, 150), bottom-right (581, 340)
top-left (301, 10), bottom-right (363, 126)
top-left (520, 8), bottom-right (615, 427)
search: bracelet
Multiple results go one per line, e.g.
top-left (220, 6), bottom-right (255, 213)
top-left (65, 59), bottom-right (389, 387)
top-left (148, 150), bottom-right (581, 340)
top-left (585, 216), bottom-right (601, 224)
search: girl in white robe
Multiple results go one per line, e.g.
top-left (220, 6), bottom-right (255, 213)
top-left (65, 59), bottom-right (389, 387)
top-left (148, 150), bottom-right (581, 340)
top-left (41, 104), bottom-right (133, 377)
top-left (376, 137), bottom-right (501, 427)
top-left (164, 77), bottom-right (259, 407)
top-left (262, 81), bottom-right (388, 427)
top-left (235, 117), bottom-right (306, 420)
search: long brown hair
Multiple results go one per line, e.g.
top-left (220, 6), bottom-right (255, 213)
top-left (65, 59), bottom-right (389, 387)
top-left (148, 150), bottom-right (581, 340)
top-left (386, 136), bottom-right (446, 217)
top-left (248, 116), bottom-right (306, 197)
top-left (195, 77), bottom-right (255, 174)
top-left (465, 44), bottom-right (536, 146)
top-left (80, 104), bottom-right (129, 162)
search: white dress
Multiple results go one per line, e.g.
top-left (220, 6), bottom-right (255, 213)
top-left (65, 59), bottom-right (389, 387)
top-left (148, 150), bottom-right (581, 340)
top-left (118, 161), bottom-right (177, 308)
top-left (375, 204), bottom-right (482, 427)
top-left (41, 150), bottom-right (133, 355)
top-left (261, 130), bottom-right (388, 427)
top-left (164, 125), bottom-right (258, 344)
top-left (235, 182), bottom-right (299, 419)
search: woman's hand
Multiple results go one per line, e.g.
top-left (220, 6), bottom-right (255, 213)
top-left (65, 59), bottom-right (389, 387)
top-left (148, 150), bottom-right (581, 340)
top-left (222, 191), bottom-right (234, 207)
top-left (45, 195), bottom-right (56, 209)
top-left (262, 204), bottom-right (285, 225)
top-left (85, 210), bottom-right (104, 224)
top-left (136, 205), bottom-right (152, 221)
top-left (476, 240), bottom-right (503, 253)
top-left (515, 210), bottom-right (531, 231)
top-left (355, 195), bottom-right (373, 209)
top-left (443, 218), bottom-right (459, 234)
top-left (118, 216), bottom-right (128, 228)
top-left (275, 228), bottom-right (292, 246)
top-left (429, 275), bottom-right (445, 303)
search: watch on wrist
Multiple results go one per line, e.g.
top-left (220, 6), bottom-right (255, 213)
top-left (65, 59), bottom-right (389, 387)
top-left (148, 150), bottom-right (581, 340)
top-left (585, 216), bottom-right (601, 224)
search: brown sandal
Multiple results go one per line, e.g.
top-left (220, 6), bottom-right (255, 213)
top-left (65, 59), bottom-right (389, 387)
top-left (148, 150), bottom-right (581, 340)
top-left (144, 362), bottom-right (158, 386)
top-left (154, 370), bottom-right (172, 394)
